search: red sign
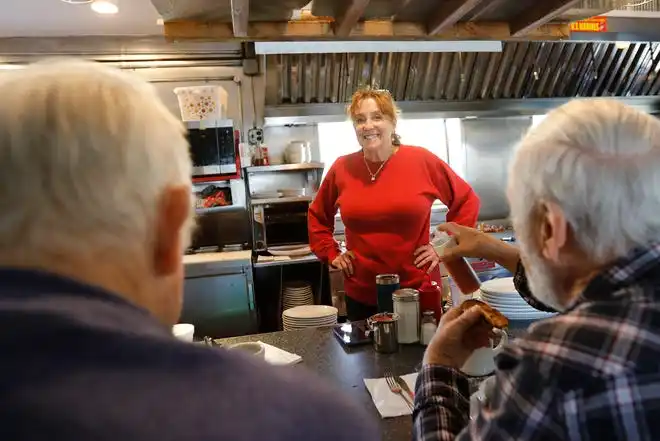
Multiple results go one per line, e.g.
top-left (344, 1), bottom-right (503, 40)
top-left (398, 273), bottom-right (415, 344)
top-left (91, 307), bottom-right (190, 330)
top-left (570, 16), bottom-right (608, 33)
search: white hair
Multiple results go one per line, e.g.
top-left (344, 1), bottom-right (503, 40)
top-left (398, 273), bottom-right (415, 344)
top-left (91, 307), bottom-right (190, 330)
top-left (0, 59), bottom-right (193, 259)
top-left (509, 99), bottom-right (660, 263)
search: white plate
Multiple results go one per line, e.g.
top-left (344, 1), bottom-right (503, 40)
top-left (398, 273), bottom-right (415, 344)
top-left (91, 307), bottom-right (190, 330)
top-left (284, 320), bottom-right (336, 326)
top-left (282, 323), bottom-right (334, 331)
top-left (283, 315), bottom-right (337, 322)
top-left (479, 277), bottom-right (518, 296)
top-left (482, 299), bottom-right (531, 309)
top-left (283, 316), bottom-right (337, 323)
top-left (283, 286), bottom-right (312, 291)
top-left (481, 293), bottom-right (526, 302)
top-left (283, 305), bottom-right (338, 319)
top-left (485, 301), bottom-right (536, 310)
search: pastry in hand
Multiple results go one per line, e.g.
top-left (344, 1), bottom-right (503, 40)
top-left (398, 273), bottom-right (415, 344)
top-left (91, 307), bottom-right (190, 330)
top-left (460, 299), bottom-right (509, 329)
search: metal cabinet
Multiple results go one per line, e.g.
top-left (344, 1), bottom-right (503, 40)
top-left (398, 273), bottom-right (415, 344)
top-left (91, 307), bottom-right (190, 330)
top-left (181, 257), bottom-right (256, 338)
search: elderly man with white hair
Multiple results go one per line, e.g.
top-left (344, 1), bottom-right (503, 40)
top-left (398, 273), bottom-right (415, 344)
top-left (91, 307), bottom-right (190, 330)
top-left (412, 99), bottom-right (660, 440)
top-left (0, 60), bottom-right (378, 440)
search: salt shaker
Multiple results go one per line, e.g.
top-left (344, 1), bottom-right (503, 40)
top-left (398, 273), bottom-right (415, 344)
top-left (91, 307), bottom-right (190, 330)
top-left (392, 288), bottom-right (420, 344)
top-left (421, 310), bottom-right (438, 346)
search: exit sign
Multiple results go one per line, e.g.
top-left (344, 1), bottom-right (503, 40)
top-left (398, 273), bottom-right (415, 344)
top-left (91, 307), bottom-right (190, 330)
top-left (570, 16), bottom-right (608, 33)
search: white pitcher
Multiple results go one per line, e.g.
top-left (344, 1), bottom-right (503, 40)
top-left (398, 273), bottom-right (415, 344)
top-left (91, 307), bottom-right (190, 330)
top-left (461, 328), bottom-right (508, 377)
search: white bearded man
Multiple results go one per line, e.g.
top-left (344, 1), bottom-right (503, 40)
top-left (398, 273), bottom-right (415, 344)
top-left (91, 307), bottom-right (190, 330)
top-left (412, 99), bottom-right (660, 440)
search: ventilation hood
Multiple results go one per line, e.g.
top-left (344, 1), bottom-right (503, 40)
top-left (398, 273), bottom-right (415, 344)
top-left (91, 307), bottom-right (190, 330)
top-left (264, 41), bottom-right (660, 120)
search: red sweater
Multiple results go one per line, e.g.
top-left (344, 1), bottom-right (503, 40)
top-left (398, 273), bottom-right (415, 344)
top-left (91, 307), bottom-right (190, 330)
top-left (308, 145), bottom-right (480, 305)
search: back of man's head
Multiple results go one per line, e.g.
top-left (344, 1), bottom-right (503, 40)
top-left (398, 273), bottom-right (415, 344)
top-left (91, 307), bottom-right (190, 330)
top-left (0, 60), bottom-right (194, 324)
top-left (509, 99), bottom-right (660, 264)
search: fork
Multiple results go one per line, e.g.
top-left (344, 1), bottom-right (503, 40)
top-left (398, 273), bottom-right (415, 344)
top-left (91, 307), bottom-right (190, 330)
top-left (384, 370), bottom-right (414, 411)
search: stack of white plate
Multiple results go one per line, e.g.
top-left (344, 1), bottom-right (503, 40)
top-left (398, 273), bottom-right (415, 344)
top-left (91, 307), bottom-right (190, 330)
top-left (479, 277), bottom-right (556, 321)
top-left (282, 281), bottom-right (314, 310)
top-left (282, 305), bottom-right (338, 331)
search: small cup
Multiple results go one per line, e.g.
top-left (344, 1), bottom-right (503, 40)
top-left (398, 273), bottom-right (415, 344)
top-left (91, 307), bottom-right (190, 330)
top-left (172, 323), bottom-right (195, 342)
top-left (228, 342), bottom-right (266, 360)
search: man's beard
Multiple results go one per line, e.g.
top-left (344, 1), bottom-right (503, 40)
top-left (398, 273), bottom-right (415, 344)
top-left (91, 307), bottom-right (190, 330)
top-left (519, 241), bottom-right (568, 313)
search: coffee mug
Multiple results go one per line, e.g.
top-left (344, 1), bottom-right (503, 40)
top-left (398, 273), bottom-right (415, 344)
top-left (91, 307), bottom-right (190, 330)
top-left (228, 342), bottom-right (266, 360)
top-left (461, 328), bottom-right (508, 377)
top-left (172, 323), bottom-right (195, 343)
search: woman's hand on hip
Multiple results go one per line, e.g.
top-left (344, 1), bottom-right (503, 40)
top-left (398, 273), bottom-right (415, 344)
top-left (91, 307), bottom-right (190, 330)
top-left (414, 243), bottom-right (440, 274)
top-left (332, 251), bottom-right (355, 277)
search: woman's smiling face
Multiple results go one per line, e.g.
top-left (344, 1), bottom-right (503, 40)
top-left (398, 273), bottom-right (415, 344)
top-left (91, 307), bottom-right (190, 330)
top-left (353, 98), bottom-right (395, 154)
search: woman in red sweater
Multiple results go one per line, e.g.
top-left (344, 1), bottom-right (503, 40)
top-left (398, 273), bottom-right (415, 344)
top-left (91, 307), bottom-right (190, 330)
top-left (308, 88), bottom-right (480, 321)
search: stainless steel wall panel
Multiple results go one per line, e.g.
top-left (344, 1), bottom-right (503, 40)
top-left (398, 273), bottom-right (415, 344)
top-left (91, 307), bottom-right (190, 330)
top-left (460, 117), bottom-right (532, 220)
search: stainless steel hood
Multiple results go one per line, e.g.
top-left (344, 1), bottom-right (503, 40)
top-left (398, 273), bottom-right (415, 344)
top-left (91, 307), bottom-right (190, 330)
top-left (265, 41), bottom-right (660, 108)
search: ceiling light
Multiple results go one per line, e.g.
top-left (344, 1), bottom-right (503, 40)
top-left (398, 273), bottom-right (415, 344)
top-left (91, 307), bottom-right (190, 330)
top-left (255, 40), bottom-right (502, 54)
top-left (91, 0), bottom-right (118, 14)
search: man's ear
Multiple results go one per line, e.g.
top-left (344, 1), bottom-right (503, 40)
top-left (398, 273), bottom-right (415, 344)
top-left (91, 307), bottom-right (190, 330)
top-left (539, 200), bottom-right (568, 263)
top-left (153, 185), bottom-right (190, 276)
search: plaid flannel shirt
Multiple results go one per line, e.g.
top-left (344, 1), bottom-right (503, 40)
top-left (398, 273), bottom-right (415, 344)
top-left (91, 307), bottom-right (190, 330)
top-left (413, 243), bottom-right (660, 441)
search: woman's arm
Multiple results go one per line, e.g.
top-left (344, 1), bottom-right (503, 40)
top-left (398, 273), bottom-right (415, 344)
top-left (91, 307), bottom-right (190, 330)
top-left (425, 152), bottom-right (480, 227)
top-left (308, 164), bottom-right (342, 264)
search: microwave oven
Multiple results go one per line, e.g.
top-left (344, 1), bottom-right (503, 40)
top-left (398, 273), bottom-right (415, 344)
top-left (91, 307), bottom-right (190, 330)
top-left (251, 200), bottom-right (310, 252)
top-left (186, 120), bottom-right (237, 177)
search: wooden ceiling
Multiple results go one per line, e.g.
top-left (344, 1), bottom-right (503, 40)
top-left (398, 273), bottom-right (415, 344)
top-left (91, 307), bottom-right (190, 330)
top-left (155, 0), bottom-right (591, 42)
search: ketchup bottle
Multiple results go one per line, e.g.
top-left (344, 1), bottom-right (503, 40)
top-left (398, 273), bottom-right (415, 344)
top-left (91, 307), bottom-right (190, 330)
top-left (432, 232), bottom-right (481, 295)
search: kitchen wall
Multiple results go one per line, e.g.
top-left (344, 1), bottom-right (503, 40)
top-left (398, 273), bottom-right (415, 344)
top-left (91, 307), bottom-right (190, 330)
top-left (263, 125), bottom-right (321, 164)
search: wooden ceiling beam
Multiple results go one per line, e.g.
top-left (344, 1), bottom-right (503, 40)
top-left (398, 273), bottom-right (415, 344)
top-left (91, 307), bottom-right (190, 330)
top-left (163, 20), bottom-right (569, 41)
top-left (427, 0), bottom-right (486, 35)
top-left (334, 0), bottom-right (371, 37)
top-left (510, 0), bottom-right (581, 37)
top-left (230, 0), bottom-right (250, 37)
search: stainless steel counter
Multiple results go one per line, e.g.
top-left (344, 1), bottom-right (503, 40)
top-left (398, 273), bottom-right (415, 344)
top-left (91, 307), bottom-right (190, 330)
top-left (182, 251), bottom-right (257, 338)
top-left (253, 253), bottom-right (319, 268)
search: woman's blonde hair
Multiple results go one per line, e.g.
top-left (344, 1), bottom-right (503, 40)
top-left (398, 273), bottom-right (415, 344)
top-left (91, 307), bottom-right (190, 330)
top-left (347, 87), bottom-right (401, 146)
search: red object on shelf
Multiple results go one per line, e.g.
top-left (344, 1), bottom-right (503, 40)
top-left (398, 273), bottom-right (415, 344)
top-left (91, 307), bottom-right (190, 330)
top-left (470, 259), bottom-right (497, 272)
top-left (418, 280), bottom-right (443, 322)
top-left (192, 130), bottom-right (242, 184)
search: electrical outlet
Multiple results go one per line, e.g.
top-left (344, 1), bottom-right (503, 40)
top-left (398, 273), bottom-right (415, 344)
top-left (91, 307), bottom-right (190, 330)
top-left (247, 127), bottom-right (264, 145)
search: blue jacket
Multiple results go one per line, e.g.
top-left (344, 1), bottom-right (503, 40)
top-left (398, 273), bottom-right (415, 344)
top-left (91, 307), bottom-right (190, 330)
top-left (0, 269), bottom-right (379, 441)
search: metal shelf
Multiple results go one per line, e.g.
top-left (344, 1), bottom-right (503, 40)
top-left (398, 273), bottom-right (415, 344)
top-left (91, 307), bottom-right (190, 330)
top-left (245, 162), bottom-right (324, 173)
top-left (250, 196), bottom-right (313, 205)
top-left (195, 205), bottom-right (243, 214)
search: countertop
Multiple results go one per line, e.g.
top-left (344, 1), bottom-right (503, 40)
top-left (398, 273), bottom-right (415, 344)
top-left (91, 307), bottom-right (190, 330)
top-left (183, 250), bottom-right (252, 265)
top-left (217, 323), bottom-right (533, 440)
